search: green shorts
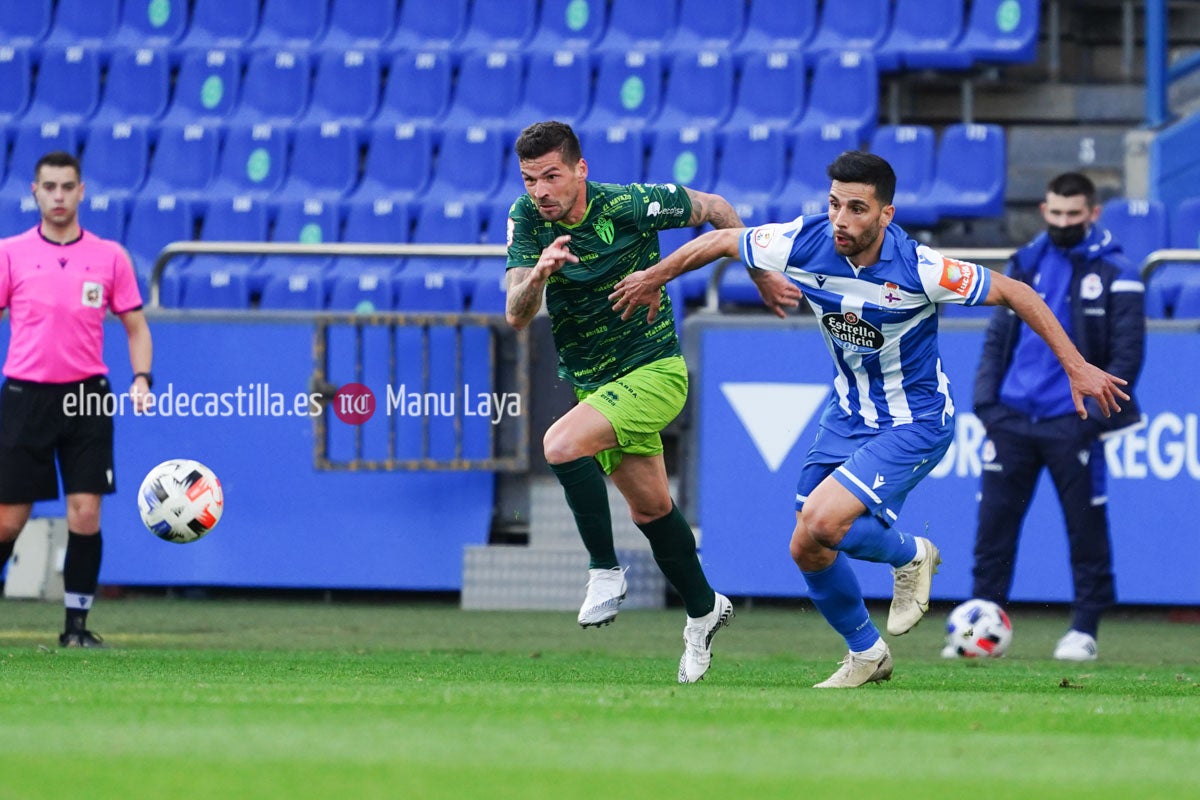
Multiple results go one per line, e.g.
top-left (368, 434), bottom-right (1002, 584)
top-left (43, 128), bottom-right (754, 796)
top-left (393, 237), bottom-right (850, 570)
top-left (577, 355), bottom-right (688, 474)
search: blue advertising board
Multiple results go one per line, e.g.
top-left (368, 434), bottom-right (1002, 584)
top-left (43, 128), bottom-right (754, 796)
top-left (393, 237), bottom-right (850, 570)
top-left (696, 319), bottom-right (1200, 605)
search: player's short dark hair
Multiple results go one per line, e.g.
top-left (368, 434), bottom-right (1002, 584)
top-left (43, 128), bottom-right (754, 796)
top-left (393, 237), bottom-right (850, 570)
top-left (34, 150), bottom-right (81, 181)
top-left (515, 121), bottom-right (582, 165)
top-left (827, 150), bottom-right (896, 206)
top-left (1047, 172), bottom-right (1097, 206)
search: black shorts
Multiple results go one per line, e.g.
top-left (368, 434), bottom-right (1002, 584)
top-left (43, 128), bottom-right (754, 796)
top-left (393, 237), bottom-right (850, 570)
top-left (0, 376), bottom-right (116, 503)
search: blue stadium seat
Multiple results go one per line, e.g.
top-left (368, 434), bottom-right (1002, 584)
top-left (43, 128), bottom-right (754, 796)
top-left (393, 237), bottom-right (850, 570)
top-left (799, 51), bottom-right (879, 146)
top-left (0, 46), bottom-right (33, 127)
top-left (179, 265), bottom-right (252, 309)
top-left (404, 200), bottom-right (483, 276)
top-left (1143, 278), bottom-right (1171, 320)
top-left (712, 127), bottom-right (787, 211)
top-left (528, 0), bottom-right (608, 55)
top-left (304, 49), bottom-right (381, 135)
top-left (375, 51), bottom-right (453, 129)
top-left (0, 125), bottom-right (8, 187)
top-left (868, 125), bottom-right (938, 227)
top-left (594, 0), bottom-right (677, 57)
top-left (473, 200), bottom-right (514, 294)
top-left (1154, 201), bottom-right (1200, 315)
top-left (234, 49), bottom-right (312, 126)
top-left (0, 195), bottom-right (41, 237)
top-left (388, 0), bottom-right (469, 54)
top-left (276, 122), bottom-right (359, 202)
top-left (247, 0), bottom-right (330, 51)
top-left (809, 0), bottom-right (892, 60)
top-left (515, 50), bottom-right (592, 129)
top-left (1099, 199), bottom-right (1169, 269)
top-left (722, 51), bottom-right (806, 133)
top-left (187, 195), bottom-right (270, 280)
top-left (578, 127), bottom-right (645, 183)
top-left (259, 270), bottom-right (326, 309)
top-left (125, 194), bottom-right (195, 278)
top-left (316, 0), bottom-right (398, 54)
top-left (0, 0), bottom-right (53, 51)
top-left (336, 196), bottom-right (410, 276)
top-left (1171, 281), bottom-right (1200, 319)
top-left (140, 123), bottom-right (221, 204)
top-left (490, 152), bottom-right (528, 220)
top-left (663, 0), bottom-right (746, 57)
top-left (175, 0), bottom-right (261, 56)
top-left (455, 0), bottom-right (537, 55)
top-left (208, 123), bottom-right (290, 200)
top-left (354, 123), bottom-right (435, 202)
top-left (645, 128), bottom-right (717, 192)
top-left (579, 51), bottom-right (663, 134)
top-left (772, 125), bottom-right (858, 220)
top-left (81, 123), bottom-right (149, 199)
top-left (441, 50), bottom-right (525, 134)
top-left (90, 47), bottom-right (170, 129)
top-left (42, 0), bottom-right (121, 56)
top-left (266, 197), bottom-right (341, 280)
top-left (421, 126), bottom-right (507, 204)
top-left (1, 122), bottom-right (80, 193)
top-left (469, 270), bottom-right (509, 313)
top-left (1170, 196), bottom-right (1200, 250)
top-left (161, 49), bottom-right (242, 128)
top-left (733, 0), bottom-right (818, 63)
top-left (80, 194), bottom-right (127, 242)
top-left (926, 123), bottom-right (1006, 218)
top-left (876, 0), bottom-right (972, 72)
top-left (394, 270), bottom-right (466, 312)
top-left (649, 51), bottom-right (735, 134)
top-left (22, 46), bottom-right (102, 133)
top-left (327, 270), bottom-right (396, 311)
top-left (958, 0), bottom-right (1041, 64)
top-left (109, 0), bottom-right (189, 54)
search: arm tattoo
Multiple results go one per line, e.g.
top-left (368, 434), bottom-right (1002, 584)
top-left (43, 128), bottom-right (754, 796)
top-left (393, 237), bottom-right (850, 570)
top-left (685, 187), bottom-right (742, 229)
top-left (506, 267), bottom-right (544, 322)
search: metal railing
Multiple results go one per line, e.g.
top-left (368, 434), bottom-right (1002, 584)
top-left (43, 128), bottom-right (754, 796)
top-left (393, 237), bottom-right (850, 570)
top-left (1139, 248), bottom-right (1200, 283)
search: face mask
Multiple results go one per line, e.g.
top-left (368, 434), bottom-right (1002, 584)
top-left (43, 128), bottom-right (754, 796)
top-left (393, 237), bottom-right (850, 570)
top-left (1047, 222), bottom-right (1087, 249)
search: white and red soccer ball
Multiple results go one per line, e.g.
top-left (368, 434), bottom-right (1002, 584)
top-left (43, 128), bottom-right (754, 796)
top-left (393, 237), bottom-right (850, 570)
top-left (138, 459), bottom-right (224, 544)
top-left (944, 598), bottom-right (1013, 658)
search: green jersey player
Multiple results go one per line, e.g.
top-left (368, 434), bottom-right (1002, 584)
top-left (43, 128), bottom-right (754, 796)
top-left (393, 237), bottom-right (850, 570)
top-left (504, 121), bottom-right (798, 683)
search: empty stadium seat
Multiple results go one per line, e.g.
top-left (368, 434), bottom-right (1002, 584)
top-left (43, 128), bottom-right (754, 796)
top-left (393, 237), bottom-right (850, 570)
top-left (42, 0), bottom-right (121, 56)
top-left (926, 123), bottom-right (1007, 218)
top-left (353, 124), bottom-right (434, 203)
top-left (82, 123), bottom-right (149, 199)
top-left (579, 51), bottom-right (663, 134)
top-left (22, 46), bottom-right (102, 132)
top-left (404, 200), bottom-right (483, 276)
top-left (646, 128), bottom-right (716, 192)
top-left (208, 123), bottom-right (290, 200)
top-left (0, 195), bottom-right (41, 237)
top-left (161, 49), bottom-right (242, 128)
top-left (187, 194), bottom-right (270, 278)
top-left (594, 0), bottom-right (677, 56)
top-left (578, 127), bottom-right (645, 183)
top-left (469, 270), bottom-right (509, 313)
top-left (663, 0), bottom-right (746, 57)
top-left (247, 0), bottom-right (330, 51)
top-left (1171, 196), bottom-right (1200, 251)
top-left (515, 50), bottom-right (592, 129)
top-left (125, 194), bottom-right (195, 277)
top-left (109, 0), bottom-right (189, 53)
top-left (179, 265), bottom-right (252, 309)
top-left (388, 0), bottom-right (469, 54)
top-left (140, 123), bottom-right (221, 204)
top-left (1, 122), bottom-right (80, 193)
top-left (421, 126), bottom-right (507, 204)
top-left (869, 125), bottom-right (938, 227)
top-left (90, 47), bottom-right (170, 129)
top-left (454, 0), bottom-right (538, 55)
top-left (1099, 198), bottom-right (1168, 269)
top-left (528, 0), bottom-right (608, 55)
top-left (234, 49), bottom-right (312, 126)
top-left (0, 125), bottom-right (8, 186)
top-left (877, 0), bottom-right (973, 72)
top-left (0, 0), bottom-right (53, 51)
top-left (175, 0), bottom-right (262, 55)
top-left (441, 50), bottom-right (525, 133)
top-left (304, 49), bottom-right (381, 134)
top-left (394, 270), bottom-right (466, 312)
top-left (0, 46), bottom-right (32, 127)
top-left (80, 194), bottom-right (127, 242)
top-left (800, 52), bottom-right (879, 146)
top-left (959, 0), bottom-right (1041, 64)
top-left (772, 125), bottom-right (858, 220)
top-left (722, 51), bottom-right (806, 133)
top-left (259, 270), bottom-right (326, 309)
top-left (316, 0), bottom-right (398, 53)
top-left (264, 196), bottom-right (340, 295)
top-left (336, 196), bottom-right (410, 275)
top-left (809, 0), bottom-right (892, 60)
top-left (375, 51), bottom-right (453, 129)
top-left (733, 0), bottom-right (818, 63)
top-left (327, 270), bottom-right (396, 311)
top-left (712, 127), bottom-right (787, 210)
top-left (276, 122), bottom-right (359, 201)
top-left (650, 51), bottom-right (735, 134)
top-left (1172, 282), bottom-right (1200, 319)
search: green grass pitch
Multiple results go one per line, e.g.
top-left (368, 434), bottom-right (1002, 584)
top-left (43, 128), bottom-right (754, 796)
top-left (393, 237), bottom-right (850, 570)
top-left (1, 597), bottom-right (1197, 800)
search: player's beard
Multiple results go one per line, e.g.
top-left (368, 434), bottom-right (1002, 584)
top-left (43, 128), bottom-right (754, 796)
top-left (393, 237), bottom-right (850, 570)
top-left (834, 221), bottom-right (882, 259)
top-left (534, 187), bottom-right (580, 223)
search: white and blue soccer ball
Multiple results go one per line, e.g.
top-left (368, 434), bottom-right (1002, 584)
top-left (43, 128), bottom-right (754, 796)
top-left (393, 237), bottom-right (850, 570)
top-left (944, 598), bottom-right (1013, 658)
top-left (138, 459), bottom-right (224, 544)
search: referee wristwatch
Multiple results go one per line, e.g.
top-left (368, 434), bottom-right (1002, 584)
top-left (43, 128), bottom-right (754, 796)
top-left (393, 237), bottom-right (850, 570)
top-left (132, 371), bottom-right (154, 390)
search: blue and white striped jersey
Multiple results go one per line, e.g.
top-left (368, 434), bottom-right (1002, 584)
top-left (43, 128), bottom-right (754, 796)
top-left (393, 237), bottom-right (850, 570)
top-left (739, 214), bottom-right (993, 435)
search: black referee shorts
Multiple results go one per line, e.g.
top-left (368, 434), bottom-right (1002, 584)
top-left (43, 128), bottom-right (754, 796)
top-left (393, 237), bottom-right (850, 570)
top-left (0, 376), bottom-right (116, 503)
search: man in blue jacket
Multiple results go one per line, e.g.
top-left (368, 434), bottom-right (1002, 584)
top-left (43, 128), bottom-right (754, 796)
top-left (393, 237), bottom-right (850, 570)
top-left (967, 172), bottom-right (1146, 661)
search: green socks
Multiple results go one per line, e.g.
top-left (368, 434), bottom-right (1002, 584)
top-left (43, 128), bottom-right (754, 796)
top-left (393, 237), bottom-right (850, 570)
top-left (549, 457), bottom-right (618, 569)
top-left (637, 504), bottom-right (715, 618)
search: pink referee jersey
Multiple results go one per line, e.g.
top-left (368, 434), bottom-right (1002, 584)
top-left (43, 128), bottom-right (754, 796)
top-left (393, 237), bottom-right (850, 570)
top-left (0, 226), bottom-right (143, 383)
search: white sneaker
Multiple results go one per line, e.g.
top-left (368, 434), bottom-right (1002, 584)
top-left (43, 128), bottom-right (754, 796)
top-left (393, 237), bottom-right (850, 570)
top-left (578, 567), bottom-right (628, 627)
top-left (814, 642), bottom-right (894, 688)
top-left (678, 592), bottom-right (734, 684)
top-left (887, 537), bottom-right (941, 636)
top-left (1053, 630), bottom-right (1098, 662)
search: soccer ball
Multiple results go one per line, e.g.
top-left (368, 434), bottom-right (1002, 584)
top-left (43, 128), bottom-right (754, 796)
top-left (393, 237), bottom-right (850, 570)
top-left (138, 459), bottom-right (224, 543)
top-left (944, 598), bottom-right (1013, 658)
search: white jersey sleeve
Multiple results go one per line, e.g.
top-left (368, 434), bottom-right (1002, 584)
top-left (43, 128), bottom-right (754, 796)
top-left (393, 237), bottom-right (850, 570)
top-left (739, 218), bottom-right (806, 273)
top-left (915, 244), bottom-right (992, 306)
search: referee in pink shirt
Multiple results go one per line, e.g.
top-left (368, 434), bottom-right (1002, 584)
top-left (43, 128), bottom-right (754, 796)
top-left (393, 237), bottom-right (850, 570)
top-left (0, 151), bottom-right (153, 648)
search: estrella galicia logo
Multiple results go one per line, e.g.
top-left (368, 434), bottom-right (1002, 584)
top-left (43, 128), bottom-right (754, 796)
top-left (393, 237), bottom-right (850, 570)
top-left (821, 311), bottom-right (884, 353)
top-left (593, 217), bottom-right (615, 245)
